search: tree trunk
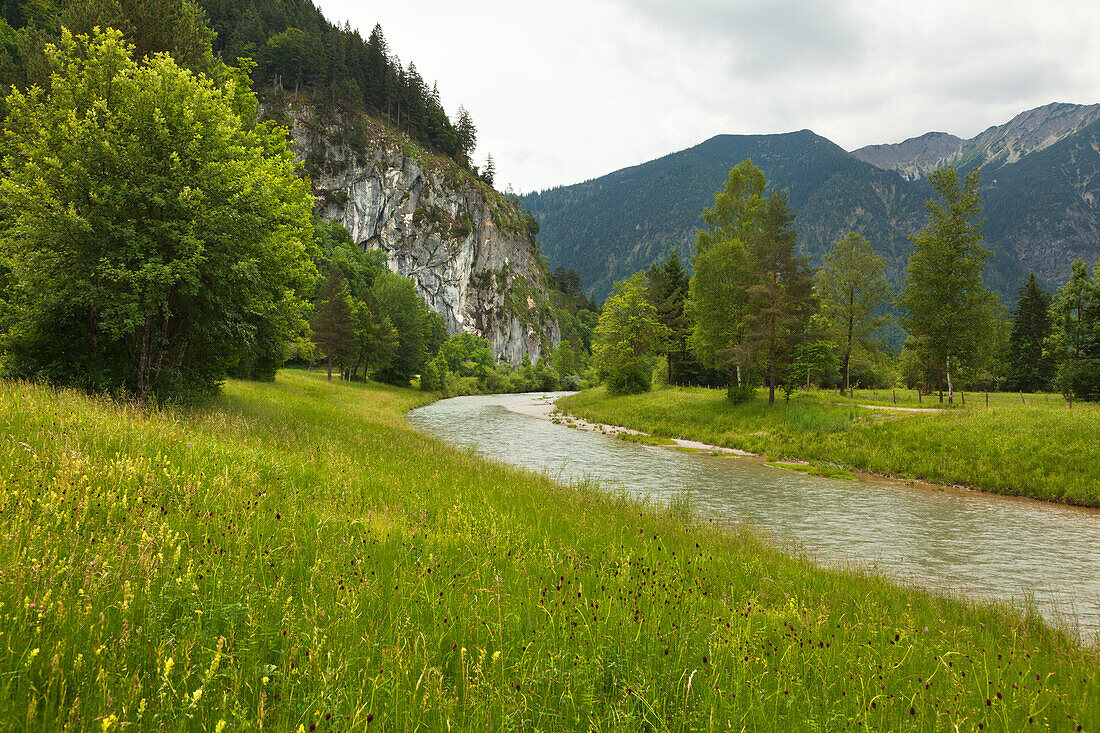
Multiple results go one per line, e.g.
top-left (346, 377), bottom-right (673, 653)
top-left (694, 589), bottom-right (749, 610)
top-left (768, 321), bottom-right (776, 406)
top-left (946, 349), bottom-right (954, 404)
top-left (844, 317), bottom-right (854, 391)
top-left (326, 355), bottom-right (333, 381)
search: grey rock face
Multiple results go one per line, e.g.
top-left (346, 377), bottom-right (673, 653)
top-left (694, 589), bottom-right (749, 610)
top-left (852, 102), bottom-right (1100, 179)
top-left (292, 118), bottom-right (559, 365)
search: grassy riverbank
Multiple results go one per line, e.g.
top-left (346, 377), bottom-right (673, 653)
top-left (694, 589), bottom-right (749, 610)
top-left (1, 373), bottom-right (1096, 730)
top-left (558, 387), bottom-right (1100, 507)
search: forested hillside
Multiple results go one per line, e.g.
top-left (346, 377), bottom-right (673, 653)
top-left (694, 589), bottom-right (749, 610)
top-left (522, 131), bottom-right (935, 301)
top-left (0, 0), bottom-right (477, 168)
top-left (524, 104), bottom-right (1100, 303)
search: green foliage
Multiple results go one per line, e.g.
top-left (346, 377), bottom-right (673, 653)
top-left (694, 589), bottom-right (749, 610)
top-left (200, 4), bottom-right (470, 166)
top-left (60, 0), bottom-right (218, 75)
top-left (0, 28), bottom-right (316, 402)
top-left (815, 232), bottom-right (890, 389)
top-left (899, 166), bottom-right (997, 403)
top-left (310, 270), bottom-right (355, 379)
top-left (370, 270), bottom-right (446, 386)
top-left (1048, 259), bottom-right (1100, 402)
top-left (1005, 273), bottom-right (1055, 392)
top-left (593, 273), bottom-right (669, 395)
top-left (688, 161), bottom-right (816, 404)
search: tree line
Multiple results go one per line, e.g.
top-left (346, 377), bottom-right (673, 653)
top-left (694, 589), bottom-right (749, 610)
top-left (593, 159), bottom-right (1100, 405)
top-left (0, 0), bottom-right (486, 170)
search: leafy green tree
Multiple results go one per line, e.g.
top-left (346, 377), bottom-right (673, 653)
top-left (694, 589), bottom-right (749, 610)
top-left (60, 0), bottom-right (217, 75)
top-left (348, 300), bottom-right (397, 381)
top-left (688, 162), bottom-right (767, 388)
top-left (593, 273), bottom-right (669, 394)
top-left (899, 166), bottom-right (995, 403)
top-left (0, 28), bottom-right (316, 402)
top-left (815, 232), bottom-right (890, 390)
top-left (1005, 273), bottom-right (1054, 392)
top-left (694, 159), bottom-right (766, 256)
top-left (1048, 259), bottom-right (1100, 404)
top-left (370, 270), bottom-right (446, 385)
top-left (744, 190), bottom-right (816, 406)
top-left (311, 271), bottom-right (355, 380)
top-left (790, 337), bottom-right (839, 391)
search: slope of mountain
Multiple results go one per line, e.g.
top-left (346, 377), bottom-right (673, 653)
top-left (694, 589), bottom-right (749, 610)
top-left (522, 131), bottom-right (933, 302)
top-left (524, 103), bottom-right (1100, 303)
top-left (853, 102), bottom-right (1100, 180)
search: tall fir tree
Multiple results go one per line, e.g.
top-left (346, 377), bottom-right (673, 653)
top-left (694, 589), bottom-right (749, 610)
top-left (646, 251), bottom-right (693, 384)
top-left (1005, 273), bottom-right (1054, 393)
top-left (311, 270), bottom-right (356, 381)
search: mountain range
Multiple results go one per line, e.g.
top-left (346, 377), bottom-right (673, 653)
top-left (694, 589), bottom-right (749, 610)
top-left (522, 102), bottom-right (1100, 302)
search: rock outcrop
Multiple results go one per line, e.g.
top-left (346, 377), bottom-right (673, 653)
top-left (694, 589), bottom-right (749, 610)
top-left (290, 114), bottom-right (559, 364)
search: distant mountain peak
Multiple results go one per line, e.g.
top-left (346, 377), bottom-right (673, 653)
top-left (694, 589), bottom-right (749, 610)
top-left (852, 102), bottom-right (1100, 179)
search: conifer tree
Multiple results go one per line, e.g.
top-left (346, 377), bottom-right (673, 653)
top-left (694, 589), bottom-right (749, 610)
top-left (311, 271), bottom-right (356, 380)
top-left (1005, 273), bottom-right (1054, 392)
top-left (455, 105), bottom-right (477, 167)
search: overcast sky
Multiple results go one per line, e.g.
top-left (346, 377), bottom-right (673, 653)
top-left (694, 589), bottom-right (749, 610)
top-left (316, 0), bottom-right (1100, 193)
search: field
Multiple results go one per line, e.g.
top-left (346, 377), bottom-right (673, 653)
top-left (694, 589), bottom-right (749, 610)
top-left (557, 387), bottom-right (1100, 507)
top-left (0, 372), bottom-right (1097, 730)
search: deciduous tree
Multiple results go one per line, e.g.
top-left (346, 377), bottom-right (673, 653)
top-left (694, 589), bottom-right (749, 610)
top-left (0, 28), bottom-right (316, 402)
top-left (899, 166), bottom-right (995, 403)
top-left (593, 273), bottom-right (668, 394)
top-left (815, 232), bottom-right (890, 390)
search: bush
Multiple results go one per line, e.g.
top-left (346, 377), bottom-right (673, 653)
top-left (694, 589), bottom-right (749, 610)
top-left (561, 373), bottom-right (583, 391)
top-left (727, 383), bottom-right (756, 404)
top-left (605, 362), bottom-right (652, 395)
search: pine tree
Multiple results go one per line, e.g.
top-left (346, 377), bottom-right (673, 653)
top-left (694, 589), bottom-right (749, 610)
top-left (1005, 273), bottom-right (1054, 392)
top-left (483, 154), bottom-right (495, 186)
top-left (455, 105), bottom-right (476, 167)
top-left (646, 251), bottom-right (692, 384)
top-left (311, 271), bottom-right (356, 380)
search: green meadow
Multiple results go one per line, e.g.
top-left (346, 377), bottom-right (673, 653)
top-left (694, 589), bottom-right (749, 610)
top-left (0, 372), bottom-right (1097, 730)
top-left (558, 387), bottom-right (1100, 507)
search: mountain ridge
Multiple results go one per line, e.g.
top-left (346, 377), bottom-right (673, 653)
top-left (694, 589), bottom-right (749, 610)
top-left (523, 102), bottom-right (1100, 303)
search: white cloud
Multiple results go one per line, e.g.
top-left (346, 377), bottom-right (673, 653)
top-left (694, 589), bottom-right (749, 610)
top-left (314, 0), bottom-right (1100, 192)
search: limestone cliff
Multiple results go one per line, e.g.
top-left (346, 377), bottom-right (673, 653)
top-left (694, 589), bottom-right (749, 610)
top-left (288, 111), bottom-right (559, 365)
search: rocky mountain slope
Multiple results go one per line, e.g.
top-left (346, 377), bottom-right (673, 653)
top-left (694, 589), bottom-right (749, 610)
top-left (291, 108), bottom-right (559, 364)
top-left (523, 103), bottom-right (1100, 302)
top-left (853, 102), bottom-right (1100, 180)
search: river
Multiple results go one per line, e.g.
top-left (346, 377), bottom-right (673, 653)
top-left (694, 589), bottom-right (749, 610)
top-left (408, 392), bottom-right (1100, 642)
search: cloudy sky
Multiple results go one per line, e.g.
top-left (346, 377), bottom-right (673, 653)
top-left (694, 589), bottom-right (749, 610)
top-left (316, 0), bottom-right (1099, 193)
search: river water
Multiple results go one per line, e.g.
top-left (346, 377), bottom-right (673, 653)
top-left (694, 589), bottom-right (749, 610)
top-left (408, 392), bottom-right (1100, 642)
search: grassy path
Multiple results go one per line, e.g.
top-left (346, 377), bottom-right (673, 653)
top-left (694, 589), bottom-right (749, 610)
top-left (0, 373), bottom-right (1096, 730)
top-left (558, 387), bottom-right (1100, 507)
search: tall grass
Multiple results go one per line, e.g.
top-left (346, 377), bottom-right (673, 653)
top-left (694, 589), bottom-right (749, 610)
top-left (0, 373), bottom-right (1096, 730)
top-left (558, 387), bottom-right (1100, 506)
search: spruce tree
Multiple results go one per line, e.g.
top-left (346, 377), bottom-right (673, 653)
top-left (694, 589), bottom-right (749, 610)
top-left (311, 271), bottom-right (356, 381)
top-left (1005, 273), bottom-right (1054, 392)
